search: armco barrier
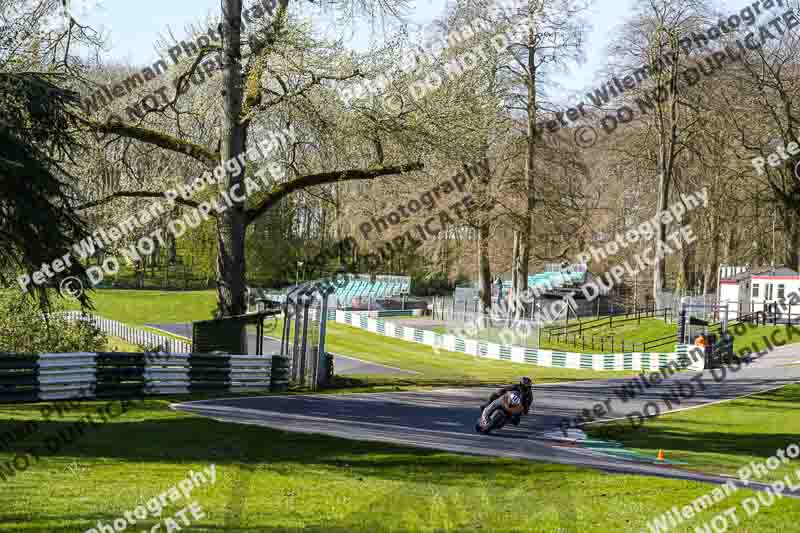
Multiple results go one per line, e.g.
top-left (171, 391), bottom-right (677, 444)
top-left (334, 310), bottom-right (686, 372)
top-left (0, 352), bottom-right (283, 402)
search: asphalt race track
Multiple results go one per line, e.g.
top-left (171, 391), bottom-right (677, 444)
top-left (172, 343), bottom-right (800, 494)
top-left (146, 323), bottom-right (418, 376)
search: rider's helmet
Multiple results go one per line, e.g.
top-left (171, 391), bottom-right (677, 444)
top-left (519, 376), bottom-right (533, 392)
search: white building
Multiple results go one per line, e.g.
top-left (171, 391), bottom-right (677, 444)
top-left (718, 265), bottom-right (800, 319)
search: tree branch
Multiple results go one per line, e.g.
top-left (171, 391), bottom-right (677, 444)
top-left (79, 118), bottom-right (220, 167)
top-left (245, 162), bottom-right (423, 225)
top-left (75, 190), bottom-right (201, 212)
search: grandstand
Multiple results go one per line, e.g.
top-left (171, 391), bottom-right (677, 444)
top-left (334, 274), bottom-right (410, 300)
top-left (468, 263), bottom-right (617, 319)
top-left (248, 274), bottom-right (413, 312)
top-left (494, 264), bottom-right (589, 297)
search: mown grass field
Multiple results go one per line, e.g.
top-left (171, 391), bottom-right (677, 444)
top-left (2, 399), bottom-right (800, 532)
top-left (428, 316), bottom-right (676, 353)
top-left (539, 316), bottom-right (676, 352)
top-left (322, 321), bottom-right (635, 386)
top-left (64, 289), bottom-right (217, 326)
top-left (586, 384), bottom-right (800, 482)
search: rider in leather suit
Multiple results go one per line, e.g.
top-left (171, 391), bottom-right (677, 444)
top-left (479, 377), bottom-right (533, 426)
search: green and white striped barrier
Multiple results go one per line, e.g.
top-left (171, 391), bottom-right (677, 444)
top-left (334, 310), bottom-right (685, 372)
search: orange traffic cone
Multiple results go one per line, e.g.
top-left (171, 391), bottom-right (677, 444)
top-left (657, 449), bottom-right (665, 461)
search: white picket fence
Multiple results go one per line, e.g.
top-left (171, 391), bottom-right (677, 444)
top-left (60, 312), bottom-right (192, 353)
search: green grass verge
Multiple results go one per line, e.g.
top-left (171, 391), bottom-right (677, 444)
top-left (104, 336), bottom-right (140, 352)
top-left (429, 317), bottom-right (675, 353)
top-left (324, 322), bottom-right (636, 386)
top-left (586, 384), bottom-right (800, 482)
top-left (64, 289), bottom-right (217, 326)
top-left (252, 319), bottom-right (636, 386)
top-left (540, 317), bottom-right (677, 352)
top-left (726, 322), bottom-right (800, 360)
top-left (2, 400), bottom-right (800, 532)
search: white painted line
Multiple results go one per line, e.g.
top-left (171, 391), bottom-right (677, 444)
top-left (538, 429), bottom-right (588, 442)
top-left (582, 380), bottom-right (800, 427)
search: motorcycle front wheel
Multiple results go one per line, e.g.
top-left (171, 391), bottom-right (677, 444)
top-left (482, 410), bottom-right (507, 434)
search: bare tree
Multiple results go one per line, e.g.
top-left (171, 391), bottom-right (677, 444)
top-left (717, 0), bottom-right (800, 270)
top-left (75, 0), bottom-right (422, 321)
top-left (500, 0), bottom-right (588, 318)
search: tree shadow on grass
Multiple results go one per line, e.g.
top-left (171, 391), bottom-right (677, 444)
top-left (0, 410), bottom-right (580, 532)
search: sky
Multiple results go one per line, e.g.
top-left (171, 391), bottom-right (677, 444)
top-left (78, 0), bottom-right (761, 106)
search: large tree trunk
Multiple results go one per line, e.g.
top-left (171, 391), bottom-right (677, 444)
top-left (652, 87), bottom-right (680, 308)
top-left (216, 0), bottom-right (248, 318)
top-left (679, 237), bottom-right (694, 293)
top-left (514, 14), bottom-right (536, 321)
top-left (478, 222), bottom-right (492, 314)
top-left (511, 230), bottom-right (521, 315)
top-left (649, 26), bottom-right (683, 310)
top-left (703, 215), bottom-right (720, 295)
top-left (783, 208), bottom-right (800, 271)
top-left (723, 226), bottom-right (737, 264)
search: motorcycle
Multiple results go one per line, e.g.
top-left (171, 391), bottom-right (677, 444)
top-left (475, 391), bottom-right (523, 434)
